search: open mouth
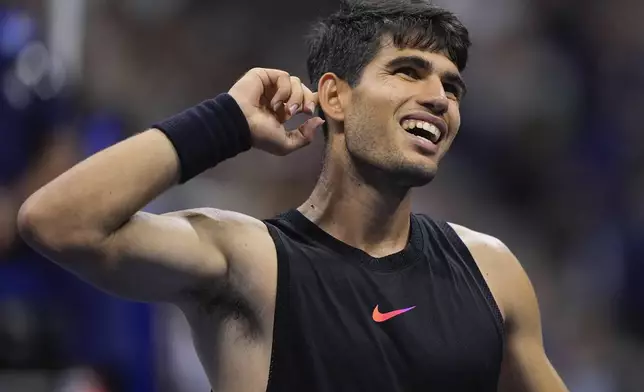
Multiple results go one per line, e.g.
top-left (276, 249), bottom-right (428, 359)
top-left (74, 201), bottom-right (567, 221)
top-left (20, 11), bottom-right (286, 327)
top-left (401, 120), bottom-right (442, 144)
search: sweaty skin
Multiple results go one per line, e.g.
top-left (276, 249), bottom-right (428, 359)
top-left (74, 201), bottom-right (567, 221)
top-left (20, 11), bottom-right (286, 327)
top-left (18, 45), bottom-right (568, 392)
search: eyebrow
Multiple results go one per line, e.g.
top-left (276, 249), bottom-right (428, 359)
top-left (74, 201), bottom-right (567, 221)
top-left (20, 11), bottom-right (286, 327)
top-left (385, 55), bottom-right (468, 97)
top-left (385, 55), bottom-right (433, 73)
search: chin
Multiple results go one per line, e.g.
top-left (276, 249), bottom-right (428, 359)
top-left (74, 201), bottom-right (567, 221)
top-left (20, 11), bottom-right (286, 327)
top-left (392, 162), bottom-right (438, 188)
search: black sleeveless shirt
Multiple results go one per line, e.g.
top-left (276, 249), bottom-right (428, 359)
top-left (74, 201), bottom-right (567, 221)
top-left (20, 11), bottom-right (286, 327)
top-left (261, 210), bottom-right (504, 392)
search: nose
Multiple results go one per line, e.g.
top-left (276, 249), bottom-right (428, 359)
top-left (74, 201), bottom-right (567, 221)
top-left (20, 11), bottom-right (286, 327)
top-left (419, 97), bottom-right (449, 117)
top-left (417, 76), bottom-right (449, 117)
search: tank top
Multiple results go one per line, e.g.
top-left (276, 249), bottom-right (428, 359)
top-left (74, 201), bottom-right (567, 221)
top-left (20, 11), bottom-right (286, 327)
top-left (261, 210), bottom-right (504, 392)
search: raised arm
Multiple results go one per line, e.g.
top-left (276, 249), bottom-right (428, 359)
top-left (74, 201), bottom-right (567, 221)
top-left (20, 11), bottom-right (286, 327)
top-left (17, 68), bottom-right (323, 304)
top-left (17, 129), bottom-right (228, 303)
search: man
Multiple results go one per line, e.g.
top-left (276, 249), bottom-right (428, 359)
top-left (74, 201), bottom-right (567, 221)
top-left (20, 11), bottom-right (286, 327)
top-left (18, 1), bottom-right (569, 391)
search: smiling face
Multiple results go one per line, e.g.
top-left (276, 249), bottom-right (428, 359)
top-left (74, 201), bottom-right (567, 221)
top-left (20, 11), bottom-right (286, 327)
top-left (332, 41), bottom-right (465, 188)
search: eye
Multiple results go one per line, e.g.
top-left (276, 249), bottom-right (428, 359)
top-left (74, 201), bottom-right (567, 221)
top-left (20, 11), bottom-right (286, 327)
top-left (394, 67), bottom-right (420, 80)
top-left (443, 83), bottom-right (462, 100)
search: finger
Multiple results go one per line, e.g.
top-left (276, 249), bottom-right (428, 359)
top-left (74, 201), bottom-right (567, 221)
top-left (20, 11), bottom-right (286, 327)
top-left (285, 76), bottom-right (304, 116)
top-left (269, 73), bottom-right (293, 112)
top-left (248, 67), bottom-right (287, 96)
top-left (302, 88), bottom-right (317, 115)
top-left (299, 116), bottom-right (325, 140)
top-left (285, 117), bottom-right (325, 150)
top-left (251, 68), bottom-right (289, 88)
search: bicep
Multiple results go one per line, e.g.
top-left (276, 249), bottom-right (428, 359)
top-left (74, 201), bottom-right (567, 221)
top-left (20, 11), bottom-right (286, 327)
top-left (497, 255), bottom-right (568, 392)
top-left (56, 210), bottom-right (229, 303)
top-left (498, 339), bottom-right (565, 392)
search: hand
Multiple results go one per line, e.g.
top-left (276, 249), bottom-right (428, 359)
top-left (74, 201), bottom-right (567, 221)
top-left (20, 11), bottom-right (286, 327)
top-left (229, 68), bottom-right (325, 156)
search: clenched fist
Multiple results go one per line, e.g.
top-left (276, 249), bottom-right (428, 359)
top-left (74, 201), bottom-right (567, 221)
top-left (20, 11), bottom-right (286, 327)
top-left (229, 68), bottom-right (324, 156)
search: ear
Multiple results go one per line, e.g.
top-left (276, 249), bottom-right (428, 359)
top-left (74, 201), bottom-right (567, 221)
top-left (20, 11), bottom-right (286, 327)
top-left (317, 73), bottom-right (350, 125)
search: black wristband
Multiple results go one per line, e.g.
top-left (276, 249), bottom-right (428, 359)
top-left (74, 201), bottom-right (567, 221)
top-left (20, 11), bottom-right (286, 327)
top-left (152, 93), bottom-right (252, 183)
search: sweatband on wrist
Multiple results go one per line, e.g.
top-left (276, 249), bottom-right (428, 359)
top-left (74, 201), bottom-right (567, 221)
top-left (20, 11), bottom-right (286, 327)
top-left (152, 93), bottom-right (252, 183)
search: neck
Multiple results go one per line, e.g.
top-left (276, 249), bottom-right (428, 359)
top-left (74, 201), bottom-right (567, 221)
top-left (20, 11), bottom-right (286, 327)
top-left (298, 151), bottom-right (413, 258)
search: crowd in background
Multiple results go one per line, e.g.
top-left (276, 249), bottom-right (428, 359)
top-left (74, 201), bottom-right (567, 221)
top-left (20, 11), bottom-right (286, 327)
top-left (0, 0), bottom-right (642, 391)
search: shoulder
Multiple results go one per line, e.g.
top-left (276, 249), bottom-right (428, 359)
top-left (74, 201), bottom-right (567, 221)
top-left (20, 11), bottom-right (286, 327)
top-left (446, 222), bottom-right (535, 325)
top-left (165, 208), bottom-right (268, 235)
top-left (168, 208), bottom-right (279, 310)
top-left (447, 222), bottom-right (517, 276)
top-left (414, 214), bottom-right (508, 255)
top-left (447, 222), bottom-right (509, 256)
top-left (166, 207), bottom-right (265, 227)
top-left (165, 207), bottom-right (275, 258)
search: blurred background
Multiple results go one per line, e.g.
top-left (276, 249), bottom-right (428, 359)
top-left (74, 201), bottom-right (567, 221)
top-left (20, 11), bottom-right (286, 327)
top-left (0, 0), bottom-right (642, 391)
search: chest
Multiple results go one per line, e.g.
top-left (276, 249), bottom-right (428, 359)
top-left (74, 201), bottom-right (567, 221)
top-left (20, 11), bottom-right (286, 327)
top-left (280, 250), bottom-right (503, 388)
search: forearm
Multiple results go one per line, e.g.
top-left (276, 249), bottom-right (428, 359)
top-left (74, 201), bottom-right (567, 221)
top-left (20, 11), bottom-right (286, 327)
top-left (19, 129), bottom-right (180, 244)
top-left (18, 92), bottom-right (253, 255)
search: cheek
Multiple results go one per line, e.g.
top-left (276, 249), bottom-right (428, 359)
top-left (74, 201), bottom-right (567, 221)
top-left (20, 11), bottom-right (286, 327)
top-left (346, 96), bottom-right (392, 140)
top-left (447, 105), bottom-right (461, 138)
top-left (361, 80), bottom-right (403, 116)
top-left (345, 84), bottom-right (407, 149)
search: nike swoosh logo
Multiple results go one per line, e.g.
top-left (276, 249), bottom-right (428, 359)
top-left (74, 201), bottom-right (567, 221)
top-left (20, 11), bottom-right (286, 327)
top-left (372, 304), bottom-right (416, 323)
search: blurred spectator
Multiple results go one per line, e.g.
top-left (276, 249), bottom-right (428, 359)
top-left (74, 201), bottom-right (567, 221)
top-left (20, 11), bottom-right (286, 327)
top-left (0, 8), bottom-right (129, 392)
top-left (0, 8), bottom-right (75, 262)
top-left (0, 5), bottom-right (76, 367)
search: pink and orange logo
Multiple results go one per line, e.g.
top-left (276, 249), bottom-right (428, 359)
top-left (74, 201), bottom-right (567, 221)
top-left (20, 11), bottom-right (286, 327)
top-left (372, 304), bottom-right (416, 323)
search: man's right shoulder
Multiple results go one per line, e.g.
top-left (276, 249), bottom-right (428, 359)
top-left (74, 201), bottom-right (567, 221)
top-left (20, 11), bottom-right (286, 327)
top-left (170, 208), bottom-right (278, 288)
top-left (165, 207), bottom-right (275, 255)
top-left (165, 208), bottom-right (266, 232)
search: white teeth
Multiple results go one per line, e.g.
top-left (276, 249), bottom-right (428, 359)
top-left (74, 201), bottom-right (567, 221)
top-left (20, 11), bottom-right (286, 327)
top-left (426, 124), bottom-right (440, 142)
top-left (400, 119), bottom-right (442, 142)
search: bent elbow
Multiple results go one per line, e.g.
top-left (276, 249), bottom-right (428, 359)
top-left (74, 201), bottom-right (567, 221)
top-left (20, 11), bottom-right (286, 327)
top-left (17, 196), bottom-right (46, 244)
top-left (17, 196), bottom-right (61, 251)
top-left (17, 195), bottom-right (99, 253)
